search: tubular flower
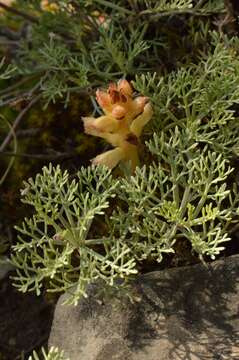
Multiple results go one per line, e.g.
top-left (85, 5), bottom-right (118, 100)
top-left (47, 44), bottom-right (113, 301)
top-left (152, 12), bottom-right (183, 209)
top-left (82, 80), bottom-right (153, 172)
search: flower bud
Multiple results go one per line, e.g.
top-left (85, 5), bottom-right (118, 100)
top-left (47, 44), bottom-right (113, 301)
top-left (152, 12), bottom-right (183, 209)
top-left (112, 105), bottom-right (126, 119)
top-left (118, 80), bottom-right (133, 96)
top-left (96, 89), bottom-right (111, 111)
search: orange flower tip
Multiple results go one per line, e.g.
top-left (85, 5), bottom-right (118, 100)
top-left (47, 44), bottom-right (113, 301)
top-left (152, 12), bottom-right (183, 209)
top-left (107, 83), bottom-right (121, 104)
top-left (98, 15), bottom-right (106, 24)
top-left (108, 82), bottom-right (117, 93)
top-left (112, 105), bottom-right (126, 119)
top-left (110, 90), bottom-right (121, 104)
top-left (120, 93), bottom-right (127, 103)
top-left (96, 89), bottom-right (111, 108)
top-left (118, 79), bottom-right (133, 96)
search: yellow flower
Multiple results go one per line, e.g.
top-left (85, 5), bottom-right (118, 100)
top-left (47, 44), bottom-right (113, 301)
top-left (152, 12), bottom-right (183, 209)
top-left (92, 148), bottom-right (125, 169)
top-left (0, 0), bottom-right (15, 13)
top-left (40, 0), bottom-right (59, 12)
top-left (40, 0), bottom-right (75, 13)
top-left (82, 80), bottom-right (153, 172)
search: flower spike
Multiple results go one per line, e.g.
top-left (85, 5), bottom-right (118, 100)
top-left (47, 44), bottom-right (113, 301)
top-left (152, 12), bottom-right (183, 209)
top-left (82, 80), bottom-right (153, 172)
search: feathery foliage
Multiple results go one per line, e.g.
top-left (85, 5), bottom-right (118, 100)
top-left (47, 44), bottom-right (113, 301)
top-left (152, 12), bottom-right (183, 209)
top-left (28, 347), bottom-right (69, 360)
top-left (11, 31), bottom-right (239, 302)
top-left (2, 0), bottom-right (239, 305)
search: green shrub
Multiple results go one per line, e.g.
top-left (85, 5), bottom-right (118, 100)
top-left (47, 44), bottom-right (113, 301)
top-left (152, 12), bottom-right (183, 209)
top-left (1, 0), bottom-right (239, 304)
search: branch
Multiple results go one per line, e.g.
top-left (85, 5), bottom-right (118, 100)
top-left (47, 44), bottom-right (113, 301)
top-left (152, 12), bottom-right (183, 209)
top-left (0, 1), bottom-right (38, 23)
top-left (0, 94), bottom-right (41, 152)
top-left (138, 8), bottom-right (226, 21)
top-left (0, 74), bottom-right (40, 96)
top-left (0, 150), bottom-right (77, 160)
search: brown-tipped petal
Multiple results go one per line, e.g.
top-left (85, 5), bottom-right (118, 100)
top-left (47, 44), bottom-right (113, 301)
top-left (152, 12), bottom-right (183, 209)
top-left (96, 89), bottom-right (111, 111)
top-left (108, 82), bottom-right (117, 93)
top-left (119, 93), bottom-right (128, 103)
top-left (110, 90), bottom-right (120, 104)
top-left (118, 79), bottom-right (133, 96)
top-left (92, 147), bottom-right (125, 169)
top-left (108, 83), bottom-right (121, 104)
top-left (112, 105), bottom-right (127, 120)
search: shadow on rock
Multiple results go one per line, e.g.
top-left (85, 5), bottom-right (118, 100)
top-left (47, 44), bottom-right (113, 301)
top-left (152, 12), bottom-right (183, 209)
top-left (49, 255), bottom-right (239, 360)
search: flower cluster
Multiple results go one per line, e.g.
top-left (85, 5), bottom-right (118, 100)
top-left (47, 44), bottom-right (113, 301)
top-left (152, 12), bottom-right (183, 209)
top-left (82, 80), bottom-right (153, 171)
top-left (41, 0), bottom-right (59, 12)
top-left (41, 0), bottom-right (75, 13)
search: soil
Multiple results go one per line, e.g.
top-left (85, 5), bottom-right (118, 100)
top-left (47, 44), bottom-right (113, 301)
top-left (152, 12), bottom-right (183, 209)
top-left (0, 274), bottom-right (55, 360)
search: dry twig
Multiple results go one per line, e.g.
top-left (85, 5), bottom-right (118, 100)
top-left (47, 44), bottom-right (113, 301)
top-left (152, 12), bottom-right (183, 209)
top-left (0, 94), bottom-right (41, 152)
top-left (0, 1), bottom-right (38, 23)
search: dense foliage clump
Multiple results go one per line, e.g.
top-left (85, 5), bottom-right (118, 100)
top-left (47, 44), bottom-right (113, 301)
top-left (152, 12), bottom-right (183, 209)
top-left (1, 1), bottom-right (239, 314)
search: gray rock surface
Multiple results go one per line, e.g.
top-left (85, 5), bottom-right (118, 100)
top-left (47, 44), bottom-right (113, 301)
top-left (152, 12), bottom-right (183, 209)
top-left (49, 255), bottom-right (239, 359)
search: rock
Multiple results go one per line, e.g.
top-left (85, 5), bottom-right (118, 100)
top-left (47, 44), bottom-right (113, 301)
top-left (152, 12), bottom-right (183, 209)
top-left (49, 255), bottom-right (239, 360)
